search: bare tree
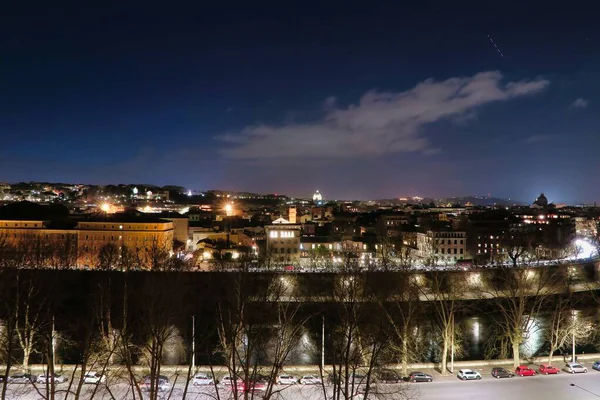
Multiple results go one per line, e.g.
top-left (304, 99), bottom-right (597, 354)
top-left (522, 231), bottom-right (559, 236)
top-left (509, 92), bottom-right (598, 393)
top-left (419, 271), bottom-right (464, 375)
top-left (14, 271), bottom-right (47, 371)
top-left (480, 266), bottom-right (558, 367)
top-left (0, 268), bottom-right (19, 400)
top-left (544, 300), bottom-right (593, 366)
top-left (382, 272), bottom-right (426, 377)
top-left (321, 259), bottom-right (415, 400)
top-left (214, 264), bottom-right (305, 400)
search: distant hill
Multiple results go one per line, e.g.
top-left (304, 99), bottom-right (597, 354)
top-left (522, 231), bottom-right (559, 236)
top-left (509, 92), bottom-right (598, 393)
top-left (376, 196), bottom-right (524, 207)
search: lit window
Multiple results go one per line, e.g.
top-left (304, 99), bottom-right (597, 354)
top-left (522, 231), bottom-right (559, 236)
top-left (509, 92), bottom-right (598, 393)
top-left (270, 231), bottom-right (278, 238)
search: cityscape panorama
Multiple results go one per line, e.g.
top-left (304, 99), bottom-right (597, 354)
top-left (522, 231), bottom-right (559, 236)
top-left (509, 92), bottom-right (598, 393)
top-left (3, 2), bottom-right (600, 400)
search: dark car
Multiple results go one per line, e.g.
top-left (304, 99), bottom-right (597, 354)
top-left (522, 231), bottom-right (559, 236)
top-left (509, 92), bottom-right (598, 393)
top-left (593, 361), bottom-right (600, 371)
top-left (408, 372), bottom-right (433, 383)
top-left (7, 374), bottom-right (36, 384)
top-left (491, 367), bottom-right (514, 379)
top-left (376, 370), bottom-right (402, 384)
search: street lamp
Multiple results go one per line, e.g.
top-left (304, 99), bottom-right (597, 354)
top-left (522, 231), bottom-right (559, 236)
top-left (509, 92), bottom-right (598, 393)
top-left (572, 309), bottom-right (577, 363)
top-left (224, 202), bottom-right (233, 217)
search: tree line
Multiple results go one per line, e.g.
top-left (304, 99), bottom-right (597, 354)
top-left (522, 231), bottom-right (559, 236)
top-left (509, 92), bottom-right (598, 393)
top-left (1, 243), bottom-right (600, 399)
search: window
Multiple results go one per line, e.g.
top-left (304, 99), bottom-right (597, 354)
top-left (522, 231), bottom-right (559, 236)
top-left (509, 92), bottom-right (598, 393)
top-left (460, 249), bottom-right (463, 254)
top-left (460, 240), bottom-right (463, 244)
top-left (269, 231), bottom-right (278, 238)
top-left (85, 235), bottom-right (89, 240)
top-left (454, 248), bottom-right (457, 254)
top-left (441, 240), bottom-right (445, 244)
top-left (454, 240), bottom-right (457, 245)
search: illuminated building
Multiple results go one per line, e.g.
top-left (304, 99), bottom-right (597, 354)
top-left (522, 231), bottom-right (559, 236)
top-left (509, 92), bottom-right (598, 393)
top-left (0, 212), bottom-right (174, 269)
top-left (312, 190), bottom-right (323, 202)
top-left (417, 230), bottom-right (467, 264)
top-left (265, 218), bottom-right (301, 262)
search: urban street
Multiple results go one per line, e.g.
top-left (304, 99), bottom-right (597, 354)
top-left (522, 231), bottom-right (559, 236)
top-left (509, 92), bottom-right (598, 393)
top-left (4, 372), bottom-right (600, 400)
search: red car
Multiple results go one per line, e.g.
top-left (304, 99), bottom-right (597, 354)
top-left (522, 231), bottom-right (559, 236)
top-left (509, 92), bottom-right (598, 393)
top-left (515, 366), bottom-right (536, 376)
top-left (538, 364), bottom-right (560, 375)
top-left (233, 380), bottom-right (266, 394)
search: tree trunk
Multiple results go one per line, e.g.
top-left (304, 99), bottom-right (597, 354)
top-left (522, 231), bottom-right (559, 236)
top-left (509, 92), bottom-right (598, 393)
top-left (512, 340), bottom-right (520, 368)
top-left (548, 345), bottom-right (555, 366)
top-left (401, 325), bottom-right (409, 377)
top-left (22, 341), bottom-right (33, 371)
top-left (440, 336), bottom-right (449, 375)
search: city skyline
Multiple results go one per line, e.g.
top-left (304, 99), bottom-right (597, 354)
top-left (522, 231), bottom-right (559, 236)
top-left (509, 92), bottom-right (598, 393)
top-left (2, 2), bottom-right (600, 202)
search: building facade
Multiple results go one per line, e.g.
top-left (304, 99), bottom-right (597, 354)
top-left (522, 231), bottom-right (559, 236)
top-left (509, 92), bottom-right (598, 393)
top-left (265, 219), bottom-right (301, 263)
top-left (417, 230), bottom-right (467, 265)
top-left (0, 214), bottom-right (174, 269)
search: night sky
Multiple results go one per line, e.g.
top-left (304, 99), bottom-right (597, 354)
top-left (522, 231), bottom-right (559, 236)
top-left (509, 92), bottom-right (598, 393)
top-left (2, 1), bottom-right (600, 202)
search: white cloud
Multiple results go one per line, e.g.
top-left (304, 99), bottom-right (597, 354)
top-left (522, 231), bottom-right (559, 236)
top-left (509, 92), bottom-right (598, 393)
top-left (571, 98), bottom-right (588, 108)
top-left (219, 71), bottom-right (550, 159)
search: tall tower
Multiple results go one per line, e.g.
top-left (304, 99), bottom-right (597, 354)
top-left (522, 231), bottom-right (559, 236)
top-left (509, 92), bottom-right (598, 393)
top-left (288, 206), bottom-right (297, 224)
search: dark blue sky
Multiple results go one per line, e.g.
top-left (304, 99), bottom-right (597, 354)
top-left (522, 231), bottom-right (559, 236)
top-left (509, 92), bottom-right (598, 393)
top-left (2, 1), bottom-right (600, 202)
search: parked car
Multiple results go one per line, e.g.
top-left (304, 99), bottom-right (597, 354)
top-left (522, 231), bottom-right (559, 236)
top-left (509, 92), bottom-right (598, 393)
top-left (276, 374), bottom-right (297, 385)
top-left (593, 361), bottom-right (600, 371)
top-left (234, 380), bottom-right (266, 393)
top-left (299, 375), bottom-right (322, 385)
top-left (538, 364), bottom-right (560, 375)
top-left (457, 369), bottom-right (481, 380)
top-left (192, 373), bottom-right (214, 386)
top-left (139, 375), bottom-right (171, 392)
top-left (83, 372), bottom-right (106, 384)
top-left (491, 367), bottom-right (514, 379)
top-left (7, 374), bottom-right (36, 384)
top-left (37, 374), bottom-right (68, 384)
top-left (220, 376), bottom-right (238, 386)
top-left (376, 370), bottom-right (402, 384)
top-left (515, 366), bottom-right (536, 377)
top-left (408, 372), bottom-right (433, 383)
top-left (565, 362), bottom-right (587, 374)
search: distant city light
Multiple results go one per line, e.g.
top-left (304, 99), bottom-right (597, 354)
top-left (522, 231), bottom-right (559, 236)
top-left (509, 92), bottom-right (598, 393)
top-left (101, 203), bottom-right (110, 212)
top-left (572, 238), bottom-right (596, 260)
top-left (224, 202), bottom-right (234, 217)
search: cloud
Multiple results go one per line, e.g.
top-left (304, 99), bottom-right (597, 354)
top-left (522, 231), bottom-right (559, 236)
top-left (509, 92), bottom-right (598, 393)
top-left (219, 71), bottom-right (549, 159)
top-left (571, 98), bottom-right (588, 108)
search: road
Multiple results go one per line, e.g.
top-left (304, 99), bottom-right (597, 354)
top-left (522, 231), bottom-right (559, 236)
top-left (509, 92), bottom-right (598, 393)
top-left (417, 371), bottom-right (600, 400)
top-left (4, 371), bottom-right (600, 399)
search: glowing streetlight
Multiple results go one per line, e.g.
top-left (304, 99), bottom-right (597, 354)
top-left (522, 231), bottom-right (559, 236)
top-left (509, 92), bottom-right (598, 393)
top-left (101, 203), bottom-right (110, 213)
top-left (224, 202), bottom-right (234, 217)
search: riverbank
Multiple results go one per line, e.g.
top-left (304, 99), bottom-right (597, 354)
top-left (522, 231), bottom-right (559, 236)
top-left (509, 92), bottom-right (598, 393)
top-left (5, 352), bottom-right (600, 379)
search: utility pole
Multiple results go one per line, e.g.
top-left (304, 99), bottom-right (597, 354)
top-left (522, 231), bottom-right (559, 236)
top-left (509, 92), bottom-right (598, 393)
top-left (450, 313), bottom-right (455, 373)
top-left (191, 315), bottom-right (196, 372)
top-left (321, 315), bottom-right (325, 373)
top-left (52, 315), bottom-right (56, 373)
top-left (572, 310), bottom-right (576, 363)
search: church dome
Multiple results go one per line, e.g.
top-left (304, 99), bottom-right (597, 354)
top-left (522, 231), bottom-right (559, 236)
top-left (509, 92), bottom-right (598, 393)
top-left (313, 190), bottom-right (323, 202)
top-left (533, 193), bottom-right (548, 207)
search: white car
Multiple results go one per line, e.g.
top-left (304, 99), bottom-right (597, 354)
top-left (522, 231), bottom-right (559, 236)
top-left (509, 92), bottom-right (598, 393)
top-left (192, 373), bottom-right (214, 386)
top-left (83, 372), bottom-right (106, 384)
top-left (220, 376), bottom-right (237, 386)
top-left (457, 369), bottom-right (481, 380)
top-left (139, 375), bottom-right (171, 392)
top-left (37, 374), bottom-right (68, 384)
top-left (565, 362), bottom-right (588, 374)
top-left (276, 374), bottom-right (297, 385)
top-left (299, 375), bottom-right (322, 385)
